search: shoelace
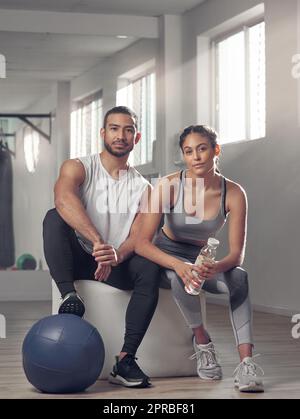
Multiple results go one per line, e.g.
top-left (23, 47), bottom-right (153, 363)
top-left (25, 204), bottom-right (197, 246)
top-left (189, 346), bottom-right (220, 367)
top-left (233, 354), bottom-right (264, 378)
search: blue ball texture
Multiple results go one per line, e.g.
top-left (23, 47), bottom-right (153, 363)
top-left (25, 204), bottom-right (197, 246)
top-left (22, 314), bottom-right (105, 393)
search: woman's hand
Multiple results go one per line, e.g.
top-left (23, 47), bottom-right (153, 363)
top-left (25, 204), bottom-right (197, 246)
top-left (197, 260), bottom-right (220, 280)
top-left (173, 260), bottom-right (204, 287)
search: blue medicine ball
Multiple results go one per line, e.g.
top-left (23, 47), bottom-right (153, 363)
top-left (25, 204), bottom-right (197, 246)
top-left (22, 314), bottom-right (105, 394)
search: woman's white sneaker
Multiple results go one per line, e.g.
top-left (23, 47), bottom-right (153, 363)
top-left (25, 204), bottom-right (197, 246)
top-left (189, 337), bottom-right (222, 380)
top-left (233, 355), bottom-right (264, 393)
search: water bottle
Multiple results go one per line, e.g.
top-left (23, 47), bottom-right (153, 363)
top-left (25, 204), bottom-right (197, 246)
top-left (185, 237), bottom-right (220, 296)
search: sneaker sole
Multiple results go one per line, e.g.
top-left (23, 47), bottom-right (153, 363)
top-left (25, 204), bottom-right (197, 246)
top-left (198, 372), bottom-right (223, 381)
top-left (108, 373), bottom-right (151, 388)
top-left (58, 302), bottom-right (85, 318)
top-left (235, 382), bottom-right (264, 393)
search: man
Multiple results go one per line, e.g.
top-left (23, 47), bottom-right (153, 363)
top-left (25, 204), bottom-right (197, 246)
top-left (43, 106), bottom-right (161, 388)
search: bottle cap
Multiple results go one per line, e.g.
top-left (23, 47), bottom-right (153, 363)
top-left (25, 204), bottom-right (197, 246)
top-left (207, 237), bottom-right (220, 247)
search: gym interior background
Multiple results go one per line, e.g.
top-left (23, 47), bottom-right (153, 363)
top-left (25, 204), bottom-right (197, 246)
top-left (0, 0), bottom-right (299, 399)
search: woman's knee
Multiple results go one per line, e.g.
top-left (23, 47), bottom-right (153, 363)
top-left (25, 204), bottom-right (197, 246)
top-left (225, 267), bottom-right (249, 310)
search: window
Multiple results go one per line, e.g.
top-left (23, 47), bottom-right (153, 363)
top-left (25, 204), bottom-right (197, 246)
top-left (214, 21), bottom-right (265, 144)
top-left (70, 91), bottom-right (103, 158)
top-left (117, 72), bottom-right (156, 166)
top-left (24, 127), bottom-right (40, 173)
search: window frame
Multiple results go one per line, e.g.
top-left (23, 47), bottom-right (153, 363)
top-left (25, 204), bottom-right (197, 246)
top-left (70, 89), bottom-right (103, 158)
top-left (117, 69), bottom-right (156, 168)
top-left (211, 17), bottom-right (266, 145)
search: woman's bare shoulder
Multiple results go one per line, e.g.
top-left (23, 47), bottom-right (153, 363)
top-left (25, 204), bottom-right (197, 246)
top-left (224, 177), bottom-right (247, 213)
top-left (224, 177), bottom-right (247, 197)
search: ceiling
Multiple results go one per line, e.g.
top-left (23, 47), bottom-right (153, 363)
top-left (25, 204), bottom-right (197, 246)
top-left (0, 31), bottom-right (136, 112)
top-left (0, 0), bottom-right (207, 16)
top-left (0, 0), bottom-right (207, 113)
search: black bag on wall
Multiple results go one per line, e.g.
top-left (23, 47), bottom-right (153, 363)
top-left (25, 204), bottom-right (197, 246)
top-left (0, 147), bottom-right (15, 268)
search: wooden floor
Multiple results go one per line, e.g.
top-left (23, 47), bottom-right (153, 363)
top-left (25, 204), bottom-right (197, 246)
top-left (0, 301), bottom-right (299, 399)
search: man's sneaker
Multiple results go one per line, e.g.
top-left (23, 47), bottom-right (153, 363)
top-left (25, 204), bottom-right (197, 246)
top-left (233, 355), bottom-right (264, 393)
top-left (108, 354), bottom-right (151, 388)
top-left (189, 337), bottom-right (223, 380)
top-left (58, 291), bottom-right (85, 317)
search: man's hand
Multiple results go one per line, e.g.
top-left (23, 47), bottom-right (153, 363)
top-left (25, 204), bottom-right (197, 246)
top-left (92, 243), bottom-right (121, 267)
top-left (94, 263), bottom-right (111, 281)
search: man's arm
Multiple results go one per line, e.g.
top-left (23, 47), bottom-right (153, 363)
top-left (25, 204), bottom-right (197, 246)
top-left (54, 159), bottom-right (104, 245)
top-left (92, 185), bottom-right (152, 266)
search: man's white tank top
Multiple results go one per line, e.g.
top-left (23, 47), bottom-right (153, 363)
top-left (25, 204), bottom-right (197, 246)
top-left (75, 154), bottom-right (150, 254)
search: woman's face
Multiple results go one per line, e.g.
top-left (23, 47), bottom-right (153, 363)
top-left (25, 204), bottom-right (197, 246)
top-left (181, 133), bottom-right (219, 175)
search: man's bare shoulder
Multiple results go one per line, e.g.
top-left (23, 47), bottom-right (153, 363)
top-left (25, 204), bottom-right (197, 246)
top-left (58, 158), bottom-right (85, 183)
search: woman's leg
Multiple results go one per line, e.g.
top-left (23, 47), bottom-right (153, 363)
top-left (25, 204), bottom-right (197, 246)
top-left (202, 266), bottom-right (254, 353)
top-left (163, 268), bottom-right (208, 339)
top-left (162, 267), bottom-right (222, 380)
top-left (202, 267), bottom-right (263, 392)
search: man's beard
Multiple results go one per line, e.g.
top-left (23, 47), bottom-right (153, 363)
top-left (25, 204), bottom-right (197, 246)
top-left (103, 140), bottom-right (133, 157)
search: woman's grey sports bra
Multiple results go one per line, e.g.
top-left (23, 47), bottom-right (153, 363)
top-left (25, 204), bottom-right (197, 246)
top-left (163, 170), bottom-right (228, 245)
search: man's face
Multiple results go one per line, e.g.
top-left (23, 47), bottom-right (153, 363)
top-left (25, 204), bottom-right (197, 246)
top-left (101, 113), bottom-right (141, 158)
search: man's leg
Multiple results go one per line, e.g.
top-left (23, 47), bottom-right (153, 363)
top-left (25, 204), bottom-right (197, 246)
top-left (105, 255), bottom-right (161, 387)
top-left (122, 255), bottom-right (161, 355)
top-left (43, 208), bottom-right (96, 316)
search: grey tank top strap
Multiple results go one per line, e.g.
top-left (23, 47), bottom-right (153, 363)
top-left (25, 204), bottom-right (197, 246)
top-left (221, 175), bottom-right (227, 218)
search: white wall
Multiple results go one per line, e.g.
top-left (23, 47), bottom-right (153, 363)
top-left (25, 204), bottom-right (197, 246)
top-left (180, 0), bottom-right (300, 314)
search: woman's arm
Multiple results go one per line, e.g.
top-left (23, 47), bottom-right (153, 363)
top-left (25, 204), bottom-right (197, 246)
top-left (135, 179), bottom-right (203, 286)
top-left (203, 182), bottom-right (248, 278)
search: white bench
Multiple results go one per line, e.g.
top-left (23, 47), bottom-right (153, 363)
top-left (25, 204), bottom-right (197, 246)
top-left (52, 279), bottom-right (206, 379)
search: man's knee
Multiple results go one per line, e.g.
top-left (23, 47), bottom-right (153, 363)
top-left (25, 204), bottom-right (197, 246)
top-left (43, 208), bottom-right (65, 231)
top-left (130, 255), bottom-right (161, 288)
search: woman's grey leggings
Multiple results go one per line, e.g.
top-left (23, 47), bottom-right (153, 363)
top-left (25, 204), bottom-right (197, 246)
top-left (155, 231), bottom-right (253, 347)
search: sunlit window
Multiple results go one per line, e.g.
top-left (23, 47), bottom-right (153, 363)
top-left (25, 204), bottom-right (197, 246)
top-left (70, 91), bottom-right (103, 158)
top-left (214, 21), bottom-right (265, 143)
top-left (24, 127), bottom-right (40, 173)
top-left (117, 72), bottom-right (156, 166)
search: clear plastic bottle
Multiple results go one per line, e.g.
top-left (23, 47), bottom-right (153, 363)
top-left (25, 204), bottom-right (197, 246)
top-left (185, 237), bottom-right (220, 296)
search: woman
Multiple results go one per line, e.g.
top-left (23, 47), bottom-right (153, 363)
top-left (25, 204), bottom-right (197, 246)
top-left (135, 125), bottom-right (264, 393)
